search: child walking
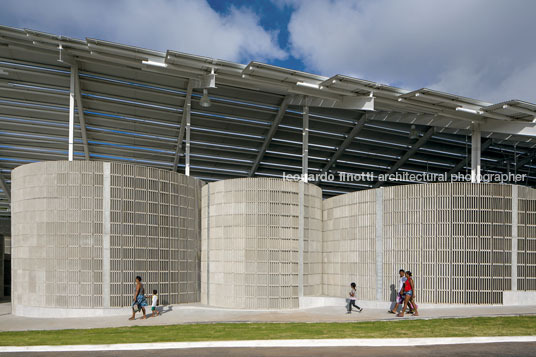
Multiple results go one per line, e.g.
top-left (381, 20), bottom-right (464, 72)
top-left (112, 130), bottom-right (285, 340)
top-left (346, 282), bottom-right (363, 314)
top-left (150, 290), bottom-right (159, 317)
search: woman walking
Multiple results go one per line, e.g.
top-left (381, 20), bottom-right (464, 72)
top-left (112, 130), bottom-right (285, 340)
top-left (129, 276), bottom-right (148, 320)
top-left (397, 271), bottom-right (419, 317)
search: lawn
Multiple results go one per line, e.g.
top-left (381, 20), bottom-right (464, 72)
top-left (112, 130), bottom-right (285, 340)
top-left (1, 316), bottom-right (535, 346)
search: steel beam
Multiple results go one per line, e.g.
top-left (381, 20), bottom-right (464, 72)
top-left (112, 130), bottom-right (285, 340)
top-left (317, 112), bottom-right (367, 181)
top-left (0, 174), bottom-right (10, 203)
top-left (515, 150), bottom-right (536, 170)
top-left (68, 65), bottom-right (75, 161)
top-left (374, 126), bottom-right (435, 188)
top-left (173, 79), bottom-right (193, 172)
top-left (448, 138), bottom-right (493, 176)
top-left (248, 95), bottom-right (291, 176)
top-left (72, 64), bottom-right (90, 160)
top-left (302, 97), bottom-right (309, 182)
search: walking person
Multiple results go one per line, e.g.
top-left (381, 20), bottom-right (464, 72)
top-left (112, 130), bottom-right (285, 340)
top-left (129, 276), bottom-right (148, 320)
top-left (397, 271), bottom-right (419, 317)
top-left (149, 289), bottom-right (160, 317)
top-left (389, 269), bottom-right (406, 314)
top-left (346, 282), bottom-right (363, 314)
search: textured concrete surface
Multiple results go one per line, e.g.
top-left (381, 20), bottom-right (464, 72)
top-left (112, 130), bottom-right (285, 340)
top-left (1, 301), bottom-right (535, 332)
top-left (503, 291), bottom-right (536, 305)
top-left (11, 161), bottom-right (202, 316)
top-left (0, 234), bottom-right (3, 298)
top-left (324, 183), bottom-right (536, 305)
top-left (201, 178), bottom-right (322, 309)
top-left (10, 166), bottom-right (536, 316)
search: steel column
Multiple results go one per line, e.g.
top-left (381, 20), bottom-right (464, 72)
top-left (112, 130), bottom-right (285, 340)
top-left (512, 185), bottom-right (518, 291)
top-left (471, 124), bottom-right (481, 183)
top-left (173, 80), bottom-right (193, 172)
top-left (68, 66), bottom-right (75, 161)
top-left (302, 97), bottom-right (309, 182)
top-left (185, 105), bottom-right (191, 176)
top-left (449, 138), bottom-right (492, 177)
top-left (249, 95), bottom-right (291, 176)
top-left (72, 64), bottom-right (90, 160)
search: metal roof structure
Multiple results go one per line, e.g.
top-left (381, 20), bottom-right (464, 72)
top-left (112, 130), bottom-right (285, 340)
top-left (1, 25), bottom-right (536, 216)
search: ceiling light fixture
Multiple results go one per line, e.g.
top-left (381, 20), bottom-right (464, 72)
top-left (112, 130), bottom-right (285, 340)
top-left (200, 88), bottom-right (211, 108)
top-left (409, 125), bottom-right (419, 140)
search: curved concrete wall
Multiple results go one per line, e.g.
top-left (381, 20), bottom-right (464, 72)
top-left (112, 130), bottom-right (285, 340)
top-left (324, 183), bottom-right (536, 305)
top-left (323, 189), bottom-right (378, 301)
top-left (0, 234), bottom-right (3, 298)
top-left (12, 166), bottom-right (536, 312)
top-left (201, 178), bottom-right (322, 309)
top-left (11, 161), bottom-right (201, 316)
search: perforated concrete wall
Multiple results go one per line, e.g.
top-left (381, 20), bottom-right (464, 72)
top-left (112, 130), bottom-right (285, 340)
top-left (12, 166), bottom-right (536, 312)
top-left (11, 161), bottom-right (201, 315)
top-left (518, 186), bottom-right (536, 292)
top-left (323, 189), bottom-right (377, 301)
top-left (324, 183), bottom-right (536, 305)
top-left (0, 234), bottom-right (3, 298)
top-left (201, 178), bottom-right (322, 309)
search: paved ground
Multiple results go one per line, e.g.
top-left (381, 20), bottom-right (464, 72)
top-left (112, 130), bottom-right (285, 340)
top-left (3, 343), bottom-right (536, 356)
top-left (1, 302), bottom-right (536, 331)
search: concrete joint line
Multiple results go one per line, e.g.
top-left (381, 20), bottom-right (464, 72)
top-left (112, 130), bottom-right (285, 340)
top-left (298, 180), bottom-right (304, 298)
top-left (512, 185), bottom-right (518, 291)
top-left (102, 162), bottom-right (111, 308)
top-left (375, 188), bottom-right (384, 302)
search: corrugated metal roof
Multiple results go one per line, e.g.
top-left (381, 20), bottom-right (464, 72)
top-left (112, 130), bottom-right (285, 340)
top-left (1, 24), bottom-right (536, 215)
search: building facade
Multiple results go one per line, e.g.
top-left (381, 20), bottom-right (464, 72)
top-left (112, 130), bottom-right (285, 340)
top-left (10, 162), bottom-right (536, 315)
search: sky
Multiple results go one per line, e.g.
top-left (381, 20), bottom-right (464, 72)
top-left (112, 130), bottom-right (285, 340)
top-left (1, 0), bottom-right (535, 104)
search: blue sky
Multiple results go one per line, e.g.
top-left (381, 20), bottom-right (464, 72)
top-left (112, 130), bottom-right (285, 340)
top-left (206, 0), bottom-right (301, 71)
top-left (1, 0), bottom-right (536, 104)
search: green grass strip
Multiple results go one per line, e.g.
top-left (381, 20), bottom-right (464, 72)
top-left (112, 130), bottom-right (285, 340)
top-left (1, 316), bottom-right (535, 346)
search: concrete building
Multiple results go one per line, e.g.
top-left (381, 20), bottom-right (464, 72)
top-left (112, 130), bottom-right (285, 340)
top-left (1, 26), bottom-right (536, 314)
top-left (200, 180), bottom-right (536, 309)
top-left (9, 166), bottom-right (536, 315)
top-left (11, 161), bottom-right (201, 316)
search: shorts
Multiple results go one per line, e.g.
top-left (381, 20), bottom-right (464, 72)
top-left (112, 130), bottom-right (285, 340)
top-left (405, 290), bottom-right (413, 297)
top-left (151, 306), bottom-right (156, 311)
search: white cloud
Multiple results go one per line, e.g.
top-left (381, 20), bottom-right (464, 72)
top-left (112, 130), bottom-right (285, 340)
top-left (0, 0), bottom-right (287, 63)
top-left (287, 0), bottom-right (536, 103)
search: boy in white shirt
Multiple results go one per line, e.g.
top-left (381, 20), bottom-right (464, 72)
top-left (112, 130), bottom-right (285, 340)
top-left (150, 290), bottom-right (159, 317)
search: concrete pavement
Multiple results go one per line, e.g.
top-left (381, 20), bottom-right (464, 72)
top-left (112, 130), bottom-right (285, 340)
top-left (1, 301), bottom-right (536, 332)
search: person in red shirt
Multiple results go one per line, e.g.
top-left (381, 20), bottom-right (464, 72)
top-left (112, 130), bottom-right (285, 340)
top-left (397, 271), bottom-right (419, 317)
